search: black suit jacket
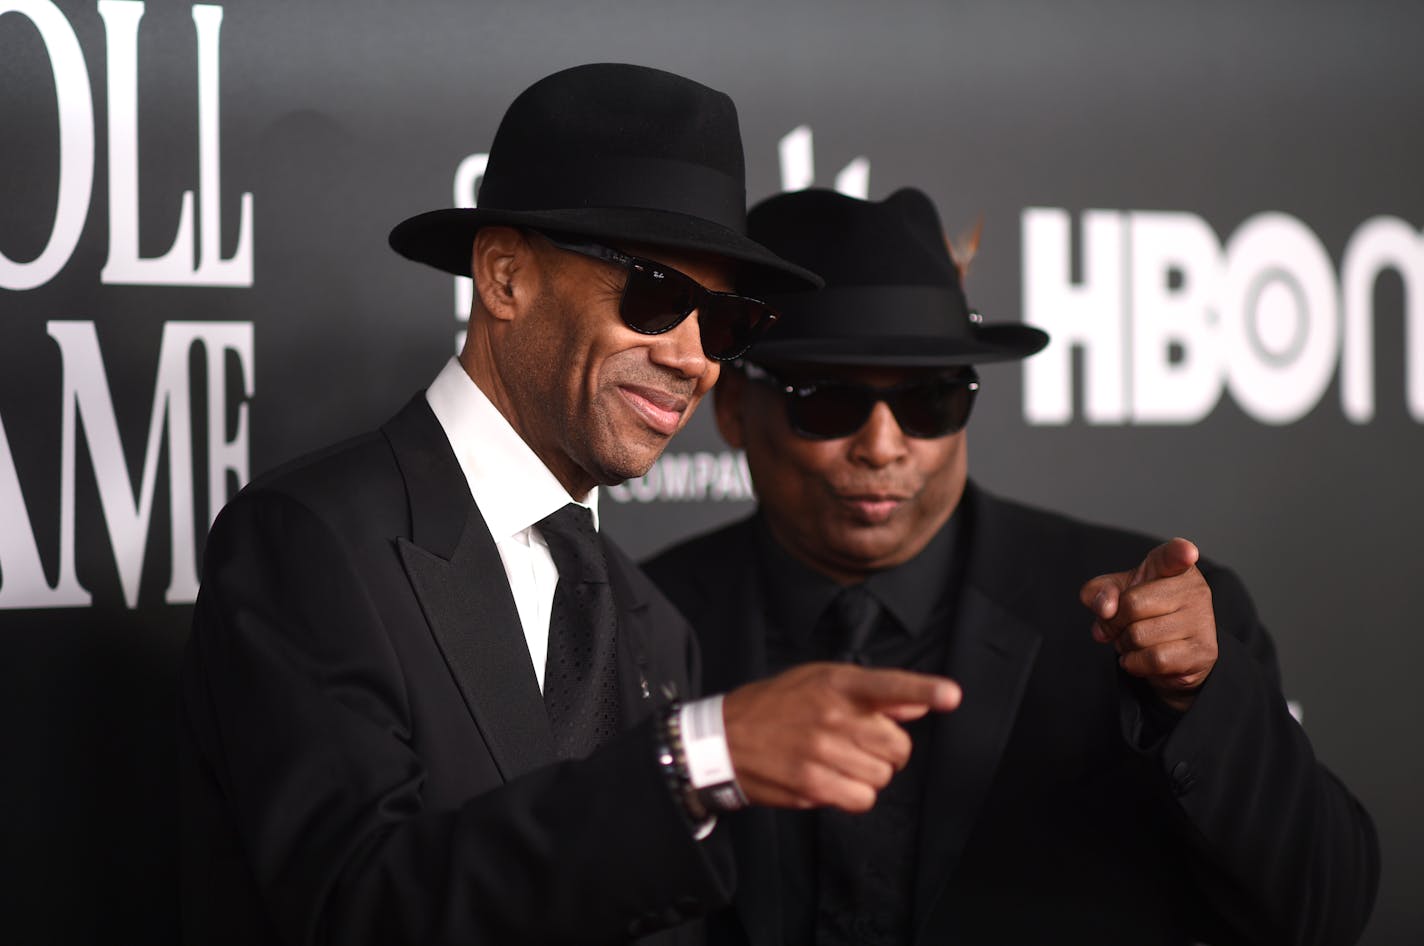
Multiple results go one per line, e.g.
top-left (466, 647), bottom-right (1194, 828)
top-left (645, 483), bottom-right (1378, 946)
top-left (179, 397), bottom-right (732, 946)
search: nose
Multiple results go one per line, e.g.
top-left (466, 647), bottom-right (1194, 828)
top-left (648, 309), bottom-right (712, 380)
top-left (848, 400), bottom-right (909, 468)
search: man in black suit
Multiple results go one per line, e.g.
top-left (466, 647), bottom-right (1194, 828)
top-left (178, 68), bottom-right (961, 946)
top-left (646, 188), bottom-right (1380, 946)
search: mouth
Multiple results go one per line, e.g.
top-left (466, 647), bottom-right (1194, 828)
top-left (835, 491), bottom-right (910, 524)
top-left (618, 384), bottom-right (690, 436)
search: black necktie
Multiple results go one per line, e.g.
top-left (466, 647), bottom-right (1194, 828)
top-left (813, 584), bottom-right (912, 946)
top-left (537, 503), bottom-right (621, 759)
top-left (820, 584), bottom-right (882, 665)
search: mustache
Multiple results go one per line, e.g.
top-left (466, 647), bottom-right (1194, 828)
top-left (612, 364), bottom-right (699, 400)
top-left (828, 480), bottom-right (917, 499)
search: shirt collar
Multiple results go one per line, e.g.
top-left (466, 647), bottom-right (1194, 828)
top-left (755, 508), bottom-right (961, 648)
top-left (863, 515), bottom-right (959, 634)
top-left (755, 521), bottom-right (842, 649)
top-left (425, 357), bottom-right (598, 539)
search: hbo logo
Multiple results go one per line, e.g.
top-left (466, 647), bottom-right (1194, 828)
top-left (1022, 209), bottom-right (1423, 426)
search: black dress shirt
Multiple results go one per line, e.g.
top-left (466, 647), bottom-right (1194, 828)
top-left (755, 510), bottom-right (967, 945)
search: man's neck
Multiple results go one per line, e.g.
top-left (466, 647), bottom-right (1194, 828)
top-left (457, 346), bottom-right (594, 501)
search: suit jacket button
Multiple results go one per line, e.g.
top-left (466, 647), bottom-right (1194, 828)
top-left (1169, 760), bottom-right (1195, 795)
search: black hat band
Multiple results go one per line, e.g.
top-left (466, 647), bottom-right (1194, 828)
top-left (766, 285), bottom-right (974, 342)
top-left (479, 155), bottom-right (747, 231)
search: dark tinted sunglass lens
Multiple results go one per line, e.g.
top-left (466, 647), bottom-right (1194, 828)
top-left (620, 264), bottom-right (695, 333)
top-left (699, 299), bottom-right (775, 361)
top-left (789, 385), bottom-right (874, 439)
top-left (891, 380), bottom-right (975, 437)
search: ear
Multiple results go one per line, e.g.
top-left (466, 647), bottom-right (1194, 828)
top-left (470, 226), bottom-right (535, 323)
top-left (713, 367), bottom-right (748, 448)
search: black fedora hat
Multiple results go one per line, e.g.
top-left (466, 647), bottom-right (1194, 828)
top-left (744, 187), bottom-right (1049, 365)
top-left (389, 63), bottom-right (821, 293)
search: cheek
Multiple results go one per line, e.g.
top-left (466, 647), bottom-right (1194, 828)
top-left (572, 327), bottom-right (630, 404)
top-left (744, 425), bottom-right (841, 507)
top-left (907, 437), bottom-right (968, 513)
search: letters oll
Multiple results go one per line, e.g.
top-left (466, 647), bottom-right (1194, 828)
top-left (1, 0), bottom-right (253, 610)
top-left (1022, 208), bottom-right (1424, 426)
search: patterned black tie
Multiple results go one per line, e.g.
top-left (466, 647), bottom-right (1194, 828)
top-left (537, 503), bottom-right (621, 759)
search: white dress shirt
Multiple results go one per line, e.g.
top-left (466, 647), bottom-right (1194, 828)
top-left (425, 358), bottom-right (736, 809)
top-left (425, 357), bottom-right (594, 693)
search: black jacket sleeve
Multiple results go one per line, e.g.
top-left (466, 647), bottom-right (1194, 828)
top-left (1121, 565), bottom-right (1379, 946)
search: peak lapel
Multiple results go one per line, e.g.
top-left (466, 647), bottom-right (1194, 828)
top-left (383, 396), bottom-right (554, 781)
top-left (912, 486), bottom-right (1043, 940)
top-left (911, 586), bottom-right (1040, 938)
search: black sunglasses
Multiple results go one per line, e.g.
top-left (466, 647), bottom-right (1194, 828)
top-left (741, 361), bottom-right (980, 440)
top-left (541, 233), bottom-right (780, 362)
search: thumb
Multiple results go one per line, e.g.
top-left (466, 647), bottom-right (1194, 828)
top-left (1132, 537), bottom-right (1200, 585)
top-left (1080, 570), bottom-right (1131, 620)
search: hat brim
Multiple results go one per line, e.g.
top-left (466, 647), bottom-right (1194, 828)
top-left (747, 324), bottom-right (1049, 367)
top-left (389, 206), bottom-right (823, 294)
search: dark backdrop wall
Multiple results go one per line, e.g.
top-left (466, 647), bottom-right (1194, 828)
top-left (2, 1), bottom-right (1419, 942)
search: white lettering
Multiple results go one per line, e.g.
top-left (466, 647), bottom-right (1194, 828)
top-left (201, 322), bottom-right (255, 530)
top-left (1222, 213), bottom-right (1338, 425)
top-left (778, 126), bottom-right (814, 192)
top-left (97, 0), bottom-right (195, 283)
top-left (1023, 208), bottom-right (1423, 426)
top-left (99, 1), bottom-right (252, 287)
top-left (659, 454), bottom-right (695, 500)
top-left (1129, 212), bottom-right (1224, 423)
top-left (0, 413), bottom-right (90, 608)
top-left (1022, 208), bottom-right (1128, 424)
top-left (191, 5), bottom-right (252, 284)
top-left (452, 152), bottom-right (489, 351)
top-left (605, 451), bottom-right (756, 504)
top-left (0, 322), bottom-right (254, 610)
top-left (833, 157), bottom-right (870, 201)
top-left (776, 126), bottom-right (871, 198)
top-left (0, 0), bottom-right (94, 291)
top-left (1340, 217), bottom-right (1424, 423)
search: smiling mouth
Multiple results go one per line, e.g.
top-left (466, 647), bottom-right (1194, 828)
top-left (618, 384), bottom-right (689, 436)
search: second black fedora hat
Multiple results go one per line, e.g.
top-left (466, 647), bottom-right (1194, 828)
top-left (746, 188), bottom-right (1049, 365)
top-left (389, 63), bottom-right (821, 293)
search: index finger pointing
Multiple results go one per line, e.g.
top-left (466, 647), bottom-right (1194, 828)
top-left (1133, 537), bottom-right (1200, 584)
top-left (833, 667), bottom-right (962, 712)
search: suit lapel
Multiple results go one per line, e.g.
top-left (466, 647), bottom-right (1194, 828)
top-left (911, 584), bottom-right (1040, 937)
top-left (912, 487), bottom-right (1043, 940)
top-left (674, 523), bottom-right (782, 946)
top-left (383, 396), bottom-right (555, 781)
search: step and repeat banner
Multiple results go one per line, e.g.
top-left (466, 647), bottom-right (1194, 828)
top-left (2, 1), bottom-right (1420, 942)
